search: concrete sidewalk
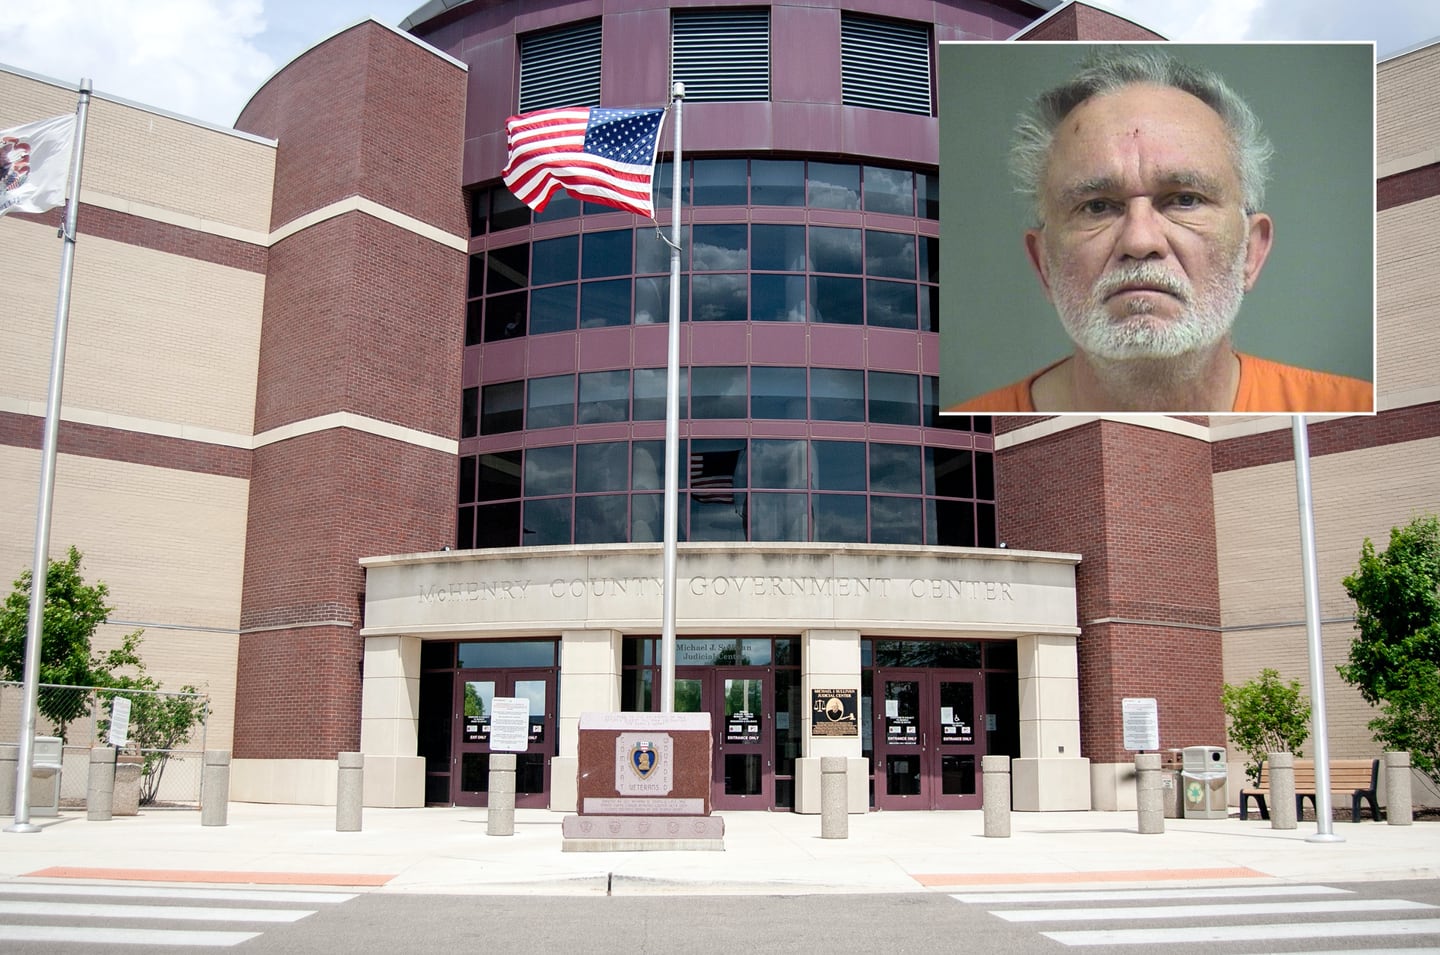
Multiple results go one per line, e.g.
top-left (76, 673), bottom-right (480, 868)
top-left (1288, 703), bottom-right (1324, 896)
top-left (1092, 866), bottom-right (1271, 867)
top-left (1, 804), bottom-right (1436, 895)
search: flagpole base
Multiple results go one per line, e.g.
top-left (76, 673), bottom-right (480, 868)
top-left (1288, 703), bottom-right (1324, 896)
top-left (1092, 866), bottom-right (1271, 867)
top-left (3, 823), bottom-right (42, 833)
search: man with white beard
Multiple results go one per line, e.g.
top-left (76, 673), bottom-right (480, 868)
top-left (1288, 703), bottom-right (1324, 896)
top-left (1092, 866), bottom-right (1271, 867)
top-left (949, 49), bottom-right (1372, 414)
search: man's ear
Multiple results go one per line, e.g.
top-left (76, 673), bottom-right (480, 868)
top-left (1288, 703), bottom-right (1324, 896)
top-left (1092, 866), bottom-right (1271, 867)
top-left (1242, 212), bottom-right (1274, 291)
top-left (1023, 228), bottom-right (1053, 300)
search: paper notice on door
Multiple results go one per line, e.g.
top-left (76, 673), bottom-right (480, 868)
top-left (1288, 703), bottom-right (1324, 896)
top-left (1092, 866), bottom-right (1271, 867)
top-left (885, 699), bottom-right (899, 718)
top-left (940, 706), bottom-right (954, 724)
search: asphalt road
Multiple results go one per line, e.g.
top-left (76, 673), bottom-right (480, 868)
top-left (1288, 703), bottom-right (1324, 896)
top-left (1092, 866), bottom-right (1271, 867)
top-left (3, 878), bottom-right (1439, 954)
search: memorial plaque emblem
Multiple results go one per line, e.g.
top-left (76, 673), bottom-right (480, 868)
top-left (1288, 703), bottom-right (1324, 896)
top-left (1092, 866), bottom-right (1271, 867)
top-left (630, 740), bottom-right (658, 779)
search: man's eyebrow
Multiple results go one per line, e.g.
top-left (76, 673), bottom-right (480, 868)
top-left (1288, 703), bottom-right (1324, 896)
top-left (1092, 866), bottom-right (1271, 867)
top-left (1054, 170), bottom-right (1229, 206)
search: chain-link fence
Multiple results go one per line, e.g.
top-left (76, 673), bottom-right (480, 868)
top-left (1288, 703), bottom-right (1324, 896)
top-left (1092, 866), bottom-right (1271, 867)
top-left (0, 681), bottom-right (209, 808)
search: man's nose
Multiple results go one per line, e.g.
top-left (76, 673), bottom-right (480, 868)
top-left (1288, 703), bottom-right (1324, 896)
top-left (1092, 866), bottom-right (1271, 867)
top-left (1114, 199), bottom-right (1169, 261)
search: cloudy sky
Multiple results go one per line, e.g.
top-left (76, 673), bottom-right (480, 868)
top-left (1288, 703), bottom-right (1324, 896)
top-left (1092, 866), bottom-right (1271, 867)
top-left (2, 0), bottom-right (1440, 128)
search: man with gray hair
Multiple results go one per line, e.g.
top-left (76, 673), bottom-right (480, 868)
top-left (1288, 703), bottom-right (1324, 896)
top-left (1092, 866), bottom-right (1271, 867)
top-left (950, 49), bottom-right (1372, 413)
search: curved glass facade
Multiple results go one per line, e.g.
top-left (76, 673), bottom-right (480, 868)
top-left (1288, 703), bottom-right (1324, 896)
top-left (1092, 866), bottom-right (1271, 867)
top-left (458, 159), bottom-right (995, 550)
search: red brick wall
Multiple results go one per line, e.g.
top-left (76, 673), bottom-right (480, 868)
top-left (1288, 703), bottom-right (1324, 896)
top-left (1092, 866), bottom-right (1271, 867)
top-left (1379, 162), bottom-right (1440, 210)
top-left (236, 22), bottom-right (468, 238)
top-left (998, 420), bottom-right (1224, 764)
top-left (234, 21), bottom-right (467, 761)
top-left (1016, 3), bottom-right (1165, 42)
top-left (1212, 404), bottom-right (1440, 472)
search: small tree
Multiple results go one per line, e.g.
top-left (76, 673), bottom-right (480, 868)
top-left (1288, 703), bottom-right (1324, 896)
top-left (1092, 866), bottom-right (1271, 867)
top-left (99, 679), bottom-right (208, 805)
top-left (1340, 515), bottom-right (1440, 786)
top-left (1222, 668), bottom-right (1311, 786)
top-left (0, 547), bottom-right (143, 739)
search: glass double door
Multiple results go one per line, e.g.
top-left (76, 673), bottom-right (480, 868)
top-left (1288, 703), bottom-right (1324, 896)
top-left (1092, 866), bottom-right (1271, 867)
top-left (676, 667), bottom-right (773, 810)
top-left (453, 669), bottom-right (555, 808)
top-left (872, 669), bottom-right (984, 810)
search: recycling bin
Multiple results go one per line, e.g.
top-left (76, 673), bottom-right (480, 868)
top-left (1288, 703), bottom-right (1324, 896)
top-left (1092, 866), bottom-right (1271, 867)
top-left (1181, 745), bottom-right (1228, 819)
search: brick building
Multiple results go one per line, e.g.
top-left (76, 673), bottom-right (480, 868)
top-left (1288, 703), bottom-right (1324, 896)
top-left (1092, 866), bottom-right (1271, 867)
top-left (2, 0), bottom-right (1434, 812)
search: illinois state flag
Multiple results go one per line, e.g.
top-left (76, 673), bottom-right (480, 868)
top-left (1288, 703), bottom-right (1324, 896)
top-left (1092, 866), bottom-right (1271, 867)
top-left (503, 106), bottom-right (665, 218)
top-left (0, 114), bottom-right (77, 218)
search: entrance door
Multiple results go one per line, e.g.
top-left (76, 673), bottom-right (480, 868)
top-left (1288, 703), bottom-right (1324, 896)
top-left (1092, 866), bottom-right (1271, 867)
top-left (872, 669), bottom-right (984, 810)
top-left (676, 666), bottom-right (773, 809)
top-left (453, 669), bottom-right (555, 808)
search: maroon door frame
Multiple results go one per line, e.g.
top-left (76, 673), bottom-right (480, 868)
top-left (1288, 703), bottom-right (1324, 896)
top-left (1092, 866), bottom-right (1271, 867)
top-left (676, 665), bottom-right (774, 810)
top-left (452, 668), bottom-right (556, 808)
top-left (872, 668), bottom-right (985, 810)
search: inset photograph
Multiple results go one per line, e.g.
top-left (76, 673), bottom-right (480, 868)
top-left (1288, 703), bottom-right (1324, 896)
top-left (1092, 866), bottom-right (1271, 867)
top-left (937, 42), bottom-right (1376, 415)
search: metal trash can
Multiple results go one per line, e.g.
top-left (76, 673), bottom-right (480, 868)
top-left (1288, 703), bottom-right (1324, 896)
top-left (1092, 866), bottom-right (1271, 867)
top-left (1161, 749), bottom-right (1184, 819)
top-left (1181, 746), bottom-right (1228, 819)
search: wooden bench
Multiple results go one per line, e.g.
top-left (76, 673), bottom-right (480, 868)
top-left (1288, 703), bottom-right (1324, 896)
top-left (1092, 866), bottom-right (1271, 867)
top-left (1238, 757), bottom-right (1381, 822)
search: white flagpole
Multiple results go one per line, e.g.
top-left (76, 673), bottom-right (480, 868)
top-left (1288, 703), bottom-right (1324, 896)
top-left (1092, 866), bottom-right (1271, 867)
top-left (1292, 414), bottom-right (1343, 843)
top-left (660, 82), bottom-right (684, 713)
top-left (7, 79), bottom-right (93, 834)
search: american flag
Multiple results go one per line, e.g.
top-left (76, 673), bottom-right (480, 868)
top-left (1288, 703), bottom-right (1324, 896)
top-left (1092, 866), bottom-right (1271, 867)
top-left (690, 449), bottom-right (741, 504)
top-left (502, 106), bottom-right (666, 218)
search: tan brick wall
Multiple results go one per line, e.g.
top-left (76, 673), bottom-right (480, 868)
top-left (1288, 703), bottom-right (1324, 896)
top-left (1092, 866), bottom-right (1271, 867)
top-left (0, 68), bottom-right (275, 236)
top-left (4, 218), bottom-right (262, 437)
top-left (1379, 45), bottom-right (1440, 168)
top-left (1377, 195), bottom-right (1440, 404)
top-left (0, 449), bottom-right (246, 749)
top-left (1216, 436), bottom-right (1440, 758)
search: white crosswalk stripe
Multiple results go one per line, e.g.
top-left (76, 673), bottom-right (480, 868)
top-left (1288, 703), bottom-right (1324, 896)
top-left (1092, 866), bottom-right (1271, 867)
top-left (952, 883), bottom-right (1440, 951)
top-left (0, 881), bottom-right (355, 948)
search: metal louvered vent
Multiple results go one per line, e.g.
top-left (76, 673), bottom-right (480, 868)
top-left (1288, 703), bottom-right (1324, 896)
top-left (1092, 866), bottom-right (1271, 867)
top-left (841, 14), bottom-right (932, 116)
top-left (672, 9), bottom-right (770, 102)
top-left (519, 20), bottom-right (602, 113)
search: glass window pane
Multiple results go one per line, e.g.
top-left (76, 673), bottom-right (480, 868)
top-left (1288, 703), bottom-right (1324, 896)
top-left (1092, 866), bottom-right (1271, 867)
top-left (810, 276), bottom-right (863, 324)
top-left (918, 172), bottom-right (939, 220)
top-left (693, 158), bottom-right (747, 205)
top-left (751, 224), bottom-right (807, 272)
top-left (634, 368), bottom-right (688, 421)
top-left (863, 165), bottom-right (913, 216)
top-left (976, 451), bottom-right (995, 500)
top-left (921, 285), bottom-right (939, 333)
top-left (814, 494), bottom-right (867, 542)
top-left (523, 497), bottom-right (571, 545)
top-left (928, 447), bottom-right (974, 498)
top-left (810, 368), bottom-right (864, 421)
top-left (751, 274), bottom-right (806, 323)
top-left (468, 254), bottom-right (485, 298)
top-left (580, 278), bottom-right (631, 328)
top-left (459, 455), bottom-right (477, 504)
top-left (751, 439), bottom-right (807, 488)
top-left (530, 285), bottom-right (577, 335)
top-left (465, 299), bottom-right (484, 346)
top-left (578, 370), bottom-right (630, 423)
top-left (632, 441), bottom-right (665, 491)
top-left (524, 445), bottom-right (573, 496)
top-left (933, 498), bottom-right (975, 546)
top-left (692, 366), bottom-right (747, 418)
top-left (461, 387), bottom-right (478, 439)
top-left (582, 229), bottom-right (632, 278)
top-left (977, 502), bottom-right (997, 547)
top-left (636, 228), bottom-right (670, 274)
top-left (871, 495), bottom-right (922, 544)
top-left (868, 372), bottom-right (919, 425)
top-left (692, 224), bottom-right (748, 271)
top-left (527, 374), bottom-right (574, 429)
top-left (491, 186), bottom-right (531, 232)
top-left (689, 439), bottom-right (747, 496)
top-left (532, 234), bottom-right (578, 285)
top-left (751, 159), bottom-right (805, 206)
top-left (576, 441), bottom-right (629, 492)
top-left (865, 230), bottom-right (915, 279)
top-left (574, 494), bottom-right (628, 544)
top-left (469, 190), bottom-right (488, 238)
top-left (535, 191), bottom-right (580, 221)
top-left (809, 161), bottom-right (860, 209)
top-left (635, 275), bottom-right (681, 325)
top-left (866, 279), bottom-right (917, 329)
top-left (692, 274), bottom-right (747, 322)
top-left (751, 366), bottom-right (807, 418)
top-left (870, 443), bottom-right (921, 494)
top-left (809, 226), bottom-right (862, 274)
top-left (458, 506), bottom-right (475, 549)
top-left (924, 377), bottom-right (966, 430)
top-left (486, 244), bottom-right (529, 293)
top-left (478, 450), bottom-right (523, 502)
top-left (919, 235), bottom-right (939, 283)
top-left (631, 492), bottom-right (662, 542)
top-left (690, 491), bottom-right (748, 541)
top-left (484, 290), bottom-right (527, 341)
top-left (475, 501), bottom-right (520, 547)
top-left (751, 492), bottom-right (808, 541)
top-left (811, 440), bottom-right (865, 491)
top-left (480, 381), bottom-right (524, 435)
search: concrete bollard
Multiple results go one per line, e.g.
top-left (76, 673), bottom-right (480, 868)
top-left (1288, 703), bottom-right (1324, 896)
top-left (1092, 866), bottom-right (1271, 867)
top-left (336, 752), bottom-right (364, 832)
top-left (0, 744), bottom-right (16, 817)
top-left (1268, 752), bottom-right (1296, 830)
top-left (487, 753), bottom-right (516, 836)
top-left (820, 756), bottom-right (848, 839)
top-left (1135, 753), bottom-right (1164, 833)
top-left (1384, 751), bottom-right (1413, 826)
top-left (982, 755), bottom-right (1011, 838)
top-left (87, 747), bottom-right (117, 821)
top-left (201, 750), bottom-right (230, 827)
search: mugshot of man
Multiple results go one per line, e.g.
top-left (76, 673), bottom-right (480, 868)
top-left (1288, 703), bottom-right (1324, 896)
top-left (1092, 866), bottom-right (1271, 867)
top-left (939, 45), bottom-right (1375, 415)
